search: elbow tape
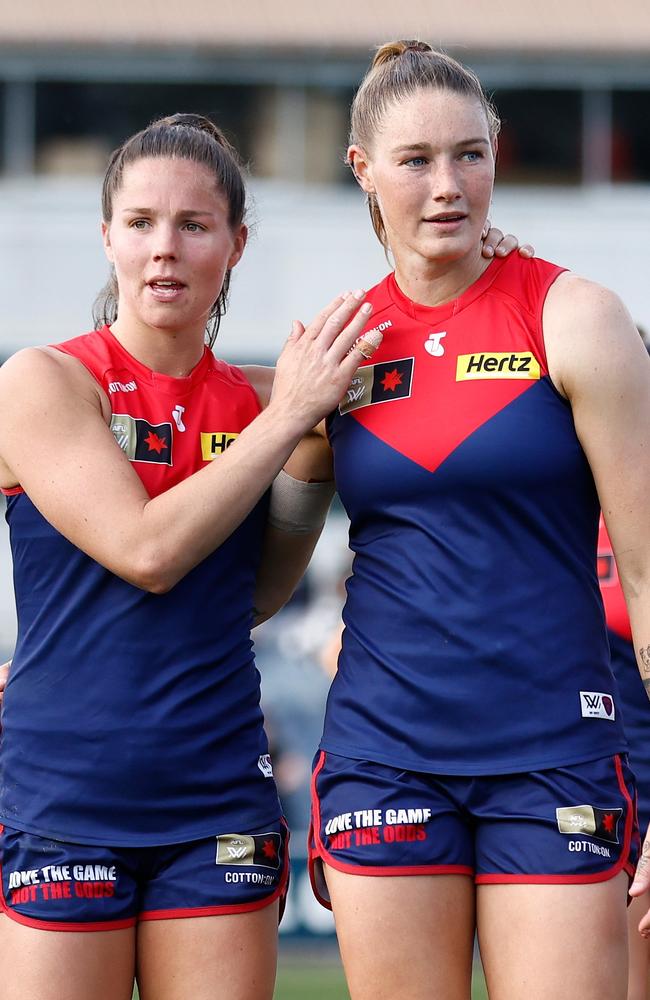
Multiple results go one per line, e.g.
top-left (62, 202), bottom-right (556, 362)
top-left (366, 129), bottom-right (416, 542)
top-left (268, 470), bottom-right (335, 534)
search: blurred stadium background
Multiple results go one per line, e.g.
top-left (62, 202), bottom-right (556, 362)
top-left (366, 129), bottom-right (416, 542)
top-left (0, 2), bottom-right (648, 995)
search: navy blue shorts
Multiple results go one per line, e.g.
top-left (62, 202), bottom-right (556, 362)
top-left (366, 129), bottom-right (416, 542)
top-left (309, 751), bottom-right (638, 908)
top-left (0, 820), bottom-right (289, 931)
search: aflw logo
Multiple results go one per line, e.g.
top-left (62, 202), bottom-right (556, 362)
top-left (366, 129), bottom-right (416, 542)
top-left (456, 352), bottom-right (540, 381)
top-left (580, 691), bottom-right (615, 721)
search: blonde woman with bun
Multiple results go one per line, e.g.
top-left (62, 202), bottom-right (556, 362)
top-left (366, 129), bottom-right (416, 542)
top-left (287, 41), bottom-right (650, 1000)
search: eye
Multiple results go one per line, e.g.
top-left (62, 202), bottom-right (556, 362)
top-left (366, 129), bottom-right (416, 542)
top-left (404, 156), bottom-right (428, 168)
top-left (130, 218), bottom-right (150, 230)
top-left (183, 221), bottom-right (206, 233)
top-left (461, 150), bottom-right (484, 162)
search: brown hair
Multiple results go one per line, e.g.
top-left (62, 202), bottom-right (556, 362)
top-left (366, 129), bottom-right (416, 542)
top-left (94, 112), bottom-right (246, 347)
top-left (350, 40), bottom-right (501, 249)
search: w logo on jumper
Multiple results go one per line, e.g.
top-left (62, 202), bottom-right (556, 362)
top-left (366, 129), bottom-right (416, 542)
top-left (340, 357), bottom-right (414, 414)
top-left (580, 691), bottom-right (615, 721)
top-left (110, 414), bottom-right (173, 465)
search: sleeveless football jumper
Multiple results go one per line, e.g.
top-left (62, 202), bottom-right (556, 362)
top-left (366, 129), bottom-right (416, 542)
top-left (0, 326), bottom-right (280, 845)
top-left (322, 255), bottom-right (627, 775)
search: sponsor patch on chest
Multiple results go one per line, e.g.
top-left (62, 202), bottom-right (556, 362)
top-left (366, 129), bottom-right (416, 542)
top-left (340, 357), bottom-right (414, 414)
top-left (200, 432), bottom-right (239, 460)
top-left (110, 414), bottom-right (173, 465)
top-left (456, 352), bottom-right (541, 381)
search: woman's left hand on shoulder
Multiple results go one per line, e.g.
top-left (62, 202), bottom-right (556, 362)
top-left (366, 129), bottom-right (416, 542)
top-left (481, 221), bottom-right (534, 259)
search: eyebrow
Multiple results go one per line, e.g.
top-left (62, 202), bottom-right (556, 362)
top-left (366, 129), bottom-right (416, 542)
top-left (121, 207), bottom-right (216, 216)
top-left (391, 137), bottom-right (490, 154)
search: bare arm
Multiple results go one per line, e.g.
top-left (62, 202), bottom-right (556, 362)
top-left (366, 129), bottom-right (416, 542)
top-left (0, 294), bottom-right (373, 593)
top-left (545, 276), bottom-right (650, 677)
top-left (543, 276), bottom-right (650, 918)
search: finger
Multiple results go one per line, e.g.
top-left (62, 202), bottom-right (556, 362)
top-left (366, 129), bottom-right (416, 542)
top-left (494, 234), bottom-right (520, 257)
top-left (630, 832), bottom-right (650, 898)
top-left (350, 329), bottom-right (383, 361)
top-left (517, 243), bottom-right (535, 258)
top-left (286, 320), bottom-right (305, 343)
top-left (317, 290), bottom-right (369, 351)
top-left (303, 293), bottom-right (351, 341)
top-left (325, 300), bottom-right (374, 361)
top-left (481, 218), bottom-right (492, 240)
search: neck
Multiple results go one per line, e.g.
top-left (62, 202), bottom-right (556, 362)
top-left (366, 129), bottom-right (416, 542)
top-left (109, 317), bottom-right (206, 377)
top-left (393, 245), bottom-right (491, 308)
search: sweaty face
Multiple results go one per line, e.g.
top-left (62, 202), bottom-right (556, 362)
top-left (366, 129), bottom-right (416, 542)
top-left (353, 88), bottom-right (495, 269)
top-left (102, 157), bottom-right (245, 339)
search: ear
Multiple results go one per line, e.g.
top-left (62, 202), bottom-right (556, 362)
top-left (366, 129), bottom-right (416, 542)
top-left (227, 223), bottom-right (248, 271)
top-left (491, 135), bottom-right (498, 164)
top-left (101, 221), bottom-right (114, 264)
top-left (347, 145), bottom-right (375, 195)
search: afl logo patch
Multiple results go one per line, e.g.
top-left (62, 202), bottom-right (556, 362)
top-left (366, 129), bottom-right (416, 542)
top-left (556, 804), bottom-right (622, 844)
top-left (340, 357), bottom-right (414, 414)
top-left (110, 415), bottom-right (173, 465)
top-left (456, 352), bottom-right (540, 381)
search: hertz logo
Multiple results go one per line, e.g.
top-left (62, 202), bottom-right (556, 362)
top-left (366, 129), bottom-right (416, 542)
top-left (201, 432), bottom-right (239, 460)
top-left (456, 352), bottom-right (540, 381)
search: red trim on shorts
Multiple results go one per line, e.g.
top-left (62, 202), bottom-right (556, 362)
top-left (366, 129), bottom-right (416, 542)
top-left (139, 821), bottom-right (291, 923)
top-left (308, 751), bottom-right (472, 909)
top-left (476, 754), bottom-right (635, 885)
top-left (0, 486), bottom-right (22, 495)
top-left (1, 908), bottom-right (137, 933)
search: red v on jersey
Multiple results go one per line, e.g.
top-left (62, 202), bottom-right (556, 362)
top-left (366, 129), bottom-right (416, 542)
top-left (346, 261), bottom-right (554, 475)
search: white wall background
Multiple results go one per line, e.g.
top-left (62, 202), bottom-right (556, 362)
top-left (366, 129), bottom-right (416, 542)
top-left (0, 178), bottom-right (648, 651)
top-left (0, 178), bottom-right (648, 362)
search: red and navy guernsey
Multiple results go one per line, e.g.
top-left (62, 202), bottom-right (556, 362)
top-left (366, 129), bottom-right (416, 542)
top-left (321, 255), bottom-right (627, 775)
top-left (0, 326), bottom-right (281, 846)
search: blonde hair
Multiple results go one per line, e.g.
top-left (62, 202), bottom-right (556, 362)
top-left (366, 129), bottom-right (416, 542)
top-left (350, 40), bottom-right (500, 249)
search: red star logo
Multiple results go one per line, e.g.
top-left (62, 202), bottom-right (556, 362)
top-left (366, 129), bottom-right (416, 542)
top-left (144, 431), bottom-right (168, 454)
top-left (602, 813), bottom-right (614, 833)
top-left (381, 368), bottom-right (403, 392)
top-left (262, 839), bottom-right (277, 860)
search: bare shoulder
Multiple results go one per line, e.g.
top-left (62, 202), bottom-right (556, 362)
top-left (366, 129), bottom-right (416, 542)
top-left (238, 364), bottom-right (275, 408)
top-left (543, 273), bottom-right (643, 400)
top-left (0, 346), bottom-right (108, 488)
top-left (0, 345), bottom-right (102, 402)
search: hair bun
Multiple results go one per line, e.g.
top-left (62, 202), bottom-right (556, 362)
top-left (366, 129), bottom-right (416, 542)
top-left (155, 113), bottom-right (229, 148)
top-left (371, 39), bottom-right (433, 69)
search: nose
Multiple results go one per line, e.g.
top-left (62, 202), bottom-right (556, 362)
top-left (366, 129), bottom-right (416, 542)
top-left (152, 223), bottom-right (179, 261)
top-left (431, 159), bottom-right (462, 203)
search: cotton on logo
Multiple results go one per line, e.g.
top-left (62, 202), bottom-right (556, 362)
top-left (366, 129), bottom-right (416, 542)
top-left (580, 691), bottom-right (615, 721)
top-left (424, 332), bottom-right (446, 357)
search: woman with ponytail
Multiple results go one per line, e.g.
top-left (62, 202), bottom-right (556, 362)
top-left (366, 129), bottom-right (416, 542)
top-left (0, 112), bottom-right (382, 999)
top-left (298, 41), bottom-right (650, 999)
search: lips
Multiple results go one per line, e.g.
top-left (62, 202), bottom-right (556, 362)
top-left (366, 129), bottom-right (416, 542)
top-left (147, 277), bottom-right (187, 302)
top-left (148, 277), bottom-right (186, 289)
top-left (424, 213), bottom-right (467, 223)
